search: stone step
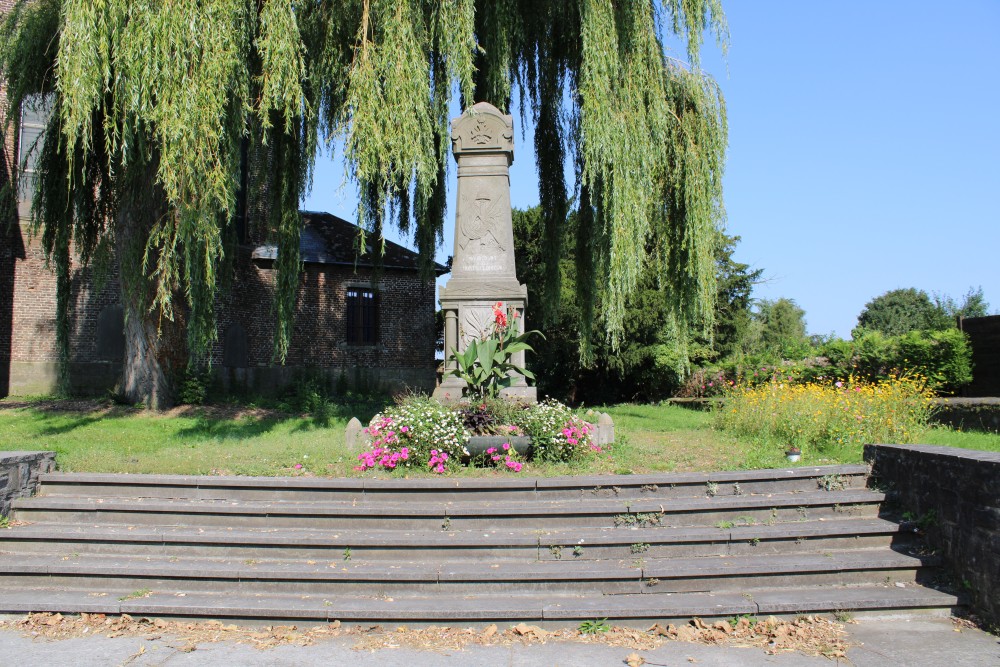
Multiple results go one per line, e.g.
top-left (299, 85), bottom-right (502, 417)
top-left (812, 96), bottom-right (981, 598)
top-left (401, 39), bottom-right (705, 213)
top-left (12, 488), bottom-right (883, 529)
top-left (0, 549), bottom-right (936, 597)
top-left (0, 584), bottom-right (959, 624)
top-left (34, 465), bottom-right (869, 502)
top-left (0, 517), bottom-right (906, 560)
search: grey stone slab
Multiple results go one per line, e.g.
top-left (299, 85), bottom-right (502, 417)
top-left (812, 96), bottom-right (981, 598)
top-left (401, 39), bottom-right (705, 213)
top-left (322, 594), bottom-right (546, 621)
top-left (119, 591), bottom-right (334, 619)
top-left (541, 525), bottom-right (727, 545)
top-left (239, 561), bottom-right (439, 583)
top-left (533, 465), bottom-right (869, 491)
top-left (0, 523), bottom-right (165, 541)
top-left (751, 584), bottom-right (960, 614)
top-left (729, 518), bottom-right (898, 541)
top-left (40, 472), bottom-right (367, 491)
top-left (641, 550), bottom-right (928, 580)
top-left (0, 588), bottom-right (123, 614)
top-left (625, 489), bottom-right (884, 514)
top-left (542, 592), bottom-right (756, 619)
top-left (362, 477), bottom-right (536, 491)
top-left (438, 559), bottom-right (641, 582)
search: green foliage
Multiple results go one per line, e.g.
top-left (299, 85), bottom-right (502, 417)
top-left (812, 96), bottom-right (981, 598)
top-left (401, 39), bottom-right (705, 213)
top-left (856, 288), bottom-right (952, 336)
top-left (363, 395), bottom-right (470, 472)
top-left (708, 234), bottom-right (764, 361)
top-left (578, 618), bottom-right (610, 634)
top-left (934, 286), bottom-right (991, 320)
top-left (448, 304), bottom-right (540, 399)
top-left (820, 328), bottom-right (972, 394)
top-left (514, 205), bottom-right (734, 404)
top-left (517, 399), bottom-right (598, 463)
top-left (756, 298), bottom-right (809, 360)
top-left (178, 366), bottom-right (214, 406)
top-left (716, 376), bottom-right (935, 462)
top-left (2, 0), bottom-right (728, 406)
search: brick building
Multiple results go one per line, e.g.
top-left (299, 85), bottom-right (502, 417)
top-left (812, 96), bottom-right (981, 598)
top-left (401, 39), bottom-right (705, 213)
top-left (0, 38), bottom-right (444, 397)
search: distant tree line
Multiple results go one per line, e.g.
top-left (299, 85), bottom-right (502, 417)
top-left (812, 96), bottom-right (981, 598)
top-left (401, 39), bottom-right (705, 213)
top-left (514, 204), bottom-right (990, 402)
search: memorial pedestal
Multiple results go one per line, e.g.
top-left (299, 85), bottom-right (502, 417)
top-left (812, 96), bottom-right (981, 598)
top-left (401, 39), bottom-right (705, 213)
top-left (433, 102), bottom-right (536, 403)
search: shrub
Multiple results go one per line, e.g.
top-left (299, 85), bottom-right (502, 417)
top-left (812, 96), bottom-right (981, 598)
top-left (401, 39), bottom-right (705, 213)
top-left (519, 399), bottom-right (599, 462)
top-left (357, 396), bottom-right (600, 472)
top-left (818, 328), bottom-right (972, 394)
top-left (715, 376), bottom-right (934, 459)
top-left (359, 396), bottom-right (468, 473)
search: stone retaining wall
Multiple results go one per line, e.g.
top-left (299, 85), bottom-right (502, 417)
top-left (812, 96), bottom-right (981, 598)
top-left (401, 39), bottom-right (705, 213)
top-left (0, 451), bottom-right (55, 517)
top-left (864, 444), bottom-right (1000, 626)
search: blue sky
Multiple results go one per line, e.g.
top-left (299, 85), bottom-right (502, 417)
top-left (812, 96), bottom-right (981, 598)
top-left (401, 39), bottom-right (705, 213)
top-left (305, 1), bottom-right (1000, 339)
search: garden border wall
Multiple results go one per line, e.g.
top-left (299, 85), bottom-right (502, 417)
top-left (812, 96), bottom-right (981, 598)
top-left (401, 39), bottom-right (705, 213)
top-left (0, 451), bottom-right (56, 517)
top-left (864, 444), bottom-right (1000, 626)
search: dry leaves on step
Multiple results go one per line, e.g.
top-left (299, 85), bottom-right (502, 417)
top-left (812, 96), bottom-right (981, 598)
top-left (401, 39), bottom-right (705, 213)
top-left (625, 652), bottom-right (646, 667)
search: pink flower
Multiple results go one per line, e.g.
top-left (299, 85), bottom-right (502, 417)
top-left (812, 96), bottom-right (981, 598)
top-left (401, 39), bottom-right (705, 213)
top-left (502, 443), bottom-right (511, 451)
top-left (294, 464), bottom-right (303, 469)
top-left (835, 381), bottom-right (843, 388)
top-left (400, 426), bottom-right (409, 433)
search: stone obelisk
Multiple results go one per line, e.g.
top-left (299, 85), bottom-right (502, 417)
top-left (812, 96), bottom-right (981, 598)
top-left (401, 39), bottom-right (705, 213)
top-left (433, 102), bottom-right (536, 403)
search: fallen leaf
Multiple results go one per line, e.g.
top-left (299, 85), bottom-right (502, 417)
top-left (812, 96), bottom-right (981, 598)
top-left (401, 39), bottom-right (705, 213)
top-left (625, 652), bottom-right (646, 667)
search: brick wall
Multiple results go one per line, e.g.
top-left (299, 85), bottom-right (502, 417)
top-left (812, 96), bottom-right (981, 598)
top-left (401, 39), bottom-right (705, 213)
top-left (0, 2), bottom-right (438, 397)
top-left (3, 233), bottom-right (438, 396)
top-left (1, 0), bottom-right (18, 395)
top-left (213, 253), bottom-right (436, 372)
top-left (865, 444), bottom-right (1000, 626)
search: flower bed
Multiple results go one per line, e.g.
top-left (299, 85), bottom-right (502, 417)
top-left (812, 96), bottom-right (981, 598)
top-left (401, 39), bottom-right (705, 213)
top-left (356, 396), bottom-right (601, 474)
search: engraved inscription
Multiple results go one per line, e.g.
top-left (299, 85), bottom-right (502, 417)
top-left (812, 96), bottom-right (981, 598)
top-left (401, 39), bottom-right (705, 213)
top-left (458, 189), bottom-right (507, 255)
top-left (470, 118), bottom-right (492, 145)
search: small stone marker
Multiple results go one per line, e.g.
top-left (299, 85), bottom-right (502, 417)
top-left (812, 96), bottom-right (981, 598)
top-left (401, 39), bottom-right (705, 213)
top-left (597, 412), bottom-right (615, 446)
top-left (345, 417), bottom-right (364, 452)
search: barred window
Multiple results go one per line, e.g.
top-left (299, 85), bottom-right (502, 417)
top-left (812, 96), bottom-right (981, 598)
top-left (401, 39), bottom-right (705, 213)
top-left (18, 94), bottom-right (54, 218)
top-left (346, 288), bottom-right (377, 344)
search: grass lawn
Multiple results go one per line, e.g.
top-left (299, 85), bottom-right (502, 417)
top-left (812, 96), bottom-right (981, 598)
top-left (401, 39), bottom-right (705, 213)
top-left (0, 398), bottom-right (996, 477)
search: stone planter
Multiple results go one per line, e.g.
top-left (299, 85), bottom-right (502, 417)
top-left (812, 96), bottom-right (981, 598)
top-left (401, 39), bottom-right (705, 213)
top-left (465, 436), bottom-right (532, 457)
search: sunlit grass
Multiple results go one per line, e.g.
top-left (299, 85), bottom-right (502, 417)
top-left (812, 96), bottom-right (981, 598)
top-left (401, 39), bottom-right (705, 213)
top-left (0, 395), bottom-right (995, 477)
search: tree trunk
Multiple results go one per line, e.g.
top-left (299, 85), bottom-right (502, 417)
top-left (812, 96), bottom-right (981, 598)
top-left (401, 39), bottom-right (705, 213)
top-left (114, 157), bottom-right (187, 410)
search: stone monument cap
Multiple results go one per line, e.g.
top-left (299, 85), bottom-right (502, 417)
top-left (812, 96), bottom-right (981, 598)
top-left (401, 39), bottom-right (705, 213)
top-left (451, 102), bottom-right (514, 159)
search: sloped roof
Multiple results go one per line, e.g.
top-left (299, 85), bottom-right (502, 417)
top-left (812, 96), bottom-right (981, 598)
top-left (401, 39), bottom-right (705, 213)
top-left (251, 211), bottom-right (448, 276)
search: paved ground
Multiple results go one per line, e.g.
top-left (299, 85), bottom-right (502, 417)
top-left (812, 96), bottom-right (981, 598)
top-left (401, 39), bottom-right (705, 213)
top-left (0, 616), bottom-right (996, 666)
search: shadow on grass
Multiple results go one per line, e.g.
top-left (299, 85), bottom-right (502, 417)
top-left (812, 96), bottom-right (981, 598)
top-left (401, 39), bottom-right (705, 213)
top-left (173, 415), bottom-right (287, 441)
top-left (28, 405), bottom-right (140, 436)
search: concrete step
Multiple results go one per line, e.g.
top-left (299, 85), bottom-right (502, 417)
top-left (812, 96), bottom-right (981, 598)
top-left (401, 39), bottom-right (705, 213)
top-left (34, 465), bottom-right (870, 502)
top-left (0, 549), bottom-right (936, 597)
top-left (0, 584), bottom-right (959, 624)
top-left (0, 517), bottom-right (906, 560)
top-left (12, 488), bottom-right (884, 529)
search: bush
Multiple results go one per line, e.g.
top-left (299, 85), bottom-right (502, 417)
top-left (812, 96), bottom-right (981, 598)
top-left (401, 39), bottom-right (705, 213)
top-left (685, 327), bottom-right (973, 399)
top-left (357, 396), bottom-right (601, 471)
top-left (518, 399), bottom-right (599, 462)
top-left (359, 396), bottom-right (469, 473)
top-left (715, 376), bottom-right (934, 460)
top-left (817, 328), bottom-right (972, 394)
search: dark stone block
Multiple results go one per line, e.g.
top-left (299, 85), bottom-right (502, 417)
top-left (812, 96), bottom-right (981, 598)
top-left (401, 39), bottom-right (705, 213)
top-left (864, 444), bottom-right (1000, 626)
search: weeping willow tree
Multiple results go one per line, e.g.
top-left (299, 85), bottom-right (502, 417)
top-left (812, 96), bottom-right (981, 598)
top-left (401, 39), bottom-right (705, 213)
top-left (0, 0), bottom-right (726, 408)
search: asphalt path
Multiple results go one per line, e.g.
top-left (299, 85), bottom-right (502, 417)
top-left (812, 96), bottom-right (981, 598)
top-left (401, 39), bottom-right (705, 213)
top-left (0, 615), bottom-right (996, 666)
